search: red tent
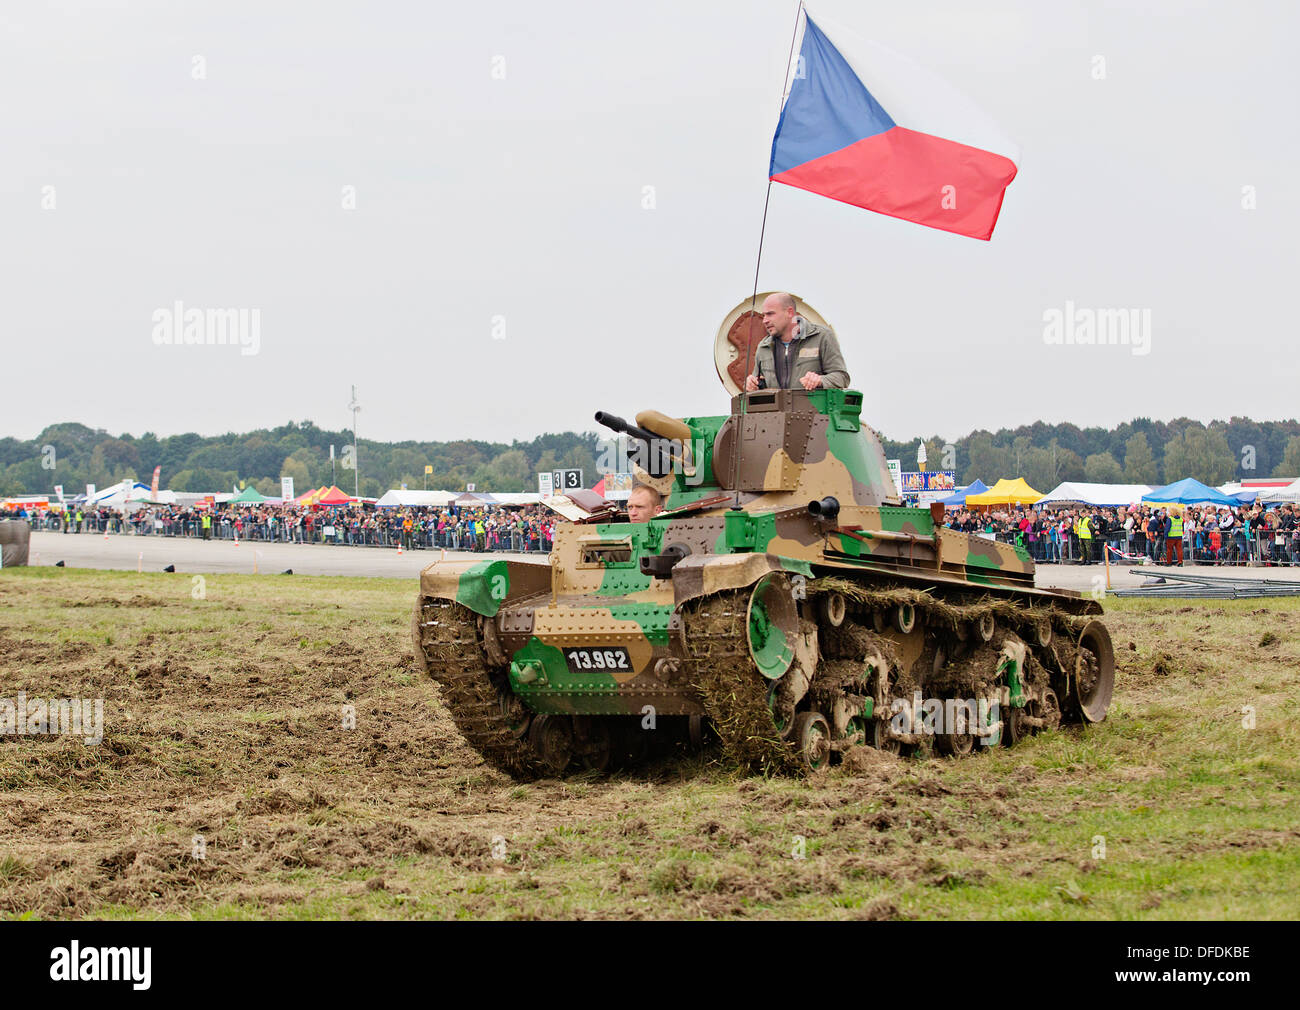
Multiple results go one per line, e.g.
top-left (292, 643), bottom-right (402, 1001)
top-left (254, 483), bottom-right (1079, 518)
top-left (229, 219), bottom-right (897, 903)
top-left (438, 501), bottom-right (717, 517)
top-left (591, 477), bottom-right (606, 496)
top-left (317, 485), bottom-right (356, 506)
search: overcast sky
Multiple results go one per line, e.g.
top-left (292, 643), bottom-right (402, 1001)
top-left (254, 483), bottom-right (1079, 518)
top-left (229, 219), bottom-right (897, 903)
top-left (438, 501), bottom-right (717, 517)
top-left (4, 0), bottom-right (1296, 446)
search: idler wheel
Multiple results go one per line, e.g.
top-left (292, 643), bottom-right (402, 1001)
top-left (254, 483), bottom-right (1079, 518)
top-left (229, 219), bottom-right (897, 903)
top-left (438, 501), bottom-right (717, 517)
top-left (894, 603), bottom-right (916, 634)
top-left (976, 612), bottom-right (996, 642)
top-left (1074, 621), bottom-right (1115, 722)
top-left (793, 712), bottom-right (831, 771)
top-left (528, 714), bottom-right (574, 774)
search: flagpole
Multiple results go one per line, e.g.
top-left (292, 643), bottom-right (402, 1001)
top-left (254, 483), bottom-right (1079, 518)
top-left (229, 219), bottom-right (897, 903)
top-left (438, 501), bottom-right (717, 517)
top-left (744, 0), bottom-right (806, 404)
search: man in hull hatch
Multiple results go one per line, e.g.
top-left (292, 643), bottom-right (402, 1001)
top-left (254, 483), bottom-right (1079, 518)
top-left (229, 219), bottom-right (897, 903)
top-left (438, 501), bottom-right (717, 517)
top-left (744, 292), bottom-right (850, 392)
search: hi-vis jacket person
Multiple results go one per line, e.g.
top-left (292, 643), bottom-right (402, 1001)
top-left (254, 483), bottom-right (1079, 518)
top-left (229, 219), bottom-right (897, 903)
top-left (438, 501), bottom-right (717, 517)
top-left (745, 292), bottom-right (850, 392)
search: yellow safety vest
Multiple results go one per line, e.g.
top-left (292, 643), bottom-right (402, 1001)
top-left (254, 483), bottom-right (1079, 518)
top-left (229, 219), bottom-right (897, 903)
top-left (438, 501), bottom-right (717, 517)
top-left (1170, 515), bottom-right (1183, 537)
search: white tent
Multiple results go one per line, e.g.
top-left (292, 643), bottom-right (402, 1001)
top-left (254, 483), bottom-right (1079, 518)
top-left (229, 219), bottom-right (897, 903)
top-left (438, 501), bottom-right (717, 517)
top-left (1035, 482), bottom-right (1153, 508)
top-left (1260, 478), bottom-right (1300, 503)
top-left (491, 493), bottom-right (543, 506)
top-left (375, 489), bottom-right (457, 508)
top-left (89, 480), bottom-right (160, 511)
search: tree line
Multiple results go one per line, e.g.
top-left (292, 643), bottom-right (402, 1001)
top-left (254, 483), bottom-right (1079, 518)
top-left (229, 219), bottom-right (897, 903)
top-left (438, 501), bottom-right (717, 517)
top-left (0, 421), bottom-right (599, 499)
top-left (880, 416), bottom-right (1300, 492)
top-left (3, 415), bottom-right (1299, 499)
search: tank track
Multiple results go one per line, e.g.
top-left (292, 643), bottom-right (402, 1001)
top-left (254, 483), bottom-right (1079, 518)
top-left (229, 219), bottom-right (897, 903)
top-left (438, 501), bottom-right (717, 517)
top-left (681, 589), bottom-right (800, 775)
top-left (413, 596), bottom-right (544, 779)
top-left (679, 581), bottom-right (1104, 773)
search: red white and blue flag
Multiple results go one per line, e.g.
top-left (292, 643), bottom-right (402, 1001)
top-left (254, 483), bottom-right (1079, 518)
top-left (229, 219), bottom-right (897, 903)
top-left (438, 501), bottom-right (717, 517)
top-left (770, 12), bottom-right (1019, 240)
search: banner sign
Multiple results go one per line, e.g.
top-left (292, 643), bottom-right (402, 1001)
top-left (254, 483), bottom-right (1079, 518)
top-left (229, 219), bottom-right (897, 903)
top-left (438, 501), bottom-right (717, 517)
top-left (886, 460), bottom-right (902, 498)
top-left (900, 471), bottom-right (956, 493)
top-left (281, 476), bottom-right (294, 502)
top-left (538, 472), bottom-right (554, 497)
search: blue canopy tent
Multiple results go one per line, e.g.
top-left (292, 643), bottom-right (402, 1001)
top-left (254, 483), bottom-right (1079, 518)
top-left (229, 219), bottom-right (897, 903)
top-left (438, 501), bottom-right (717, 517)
top-left (1141, 478), bottom-right (1237, 507)
top-left (936, 479), bottom-right (988, 508)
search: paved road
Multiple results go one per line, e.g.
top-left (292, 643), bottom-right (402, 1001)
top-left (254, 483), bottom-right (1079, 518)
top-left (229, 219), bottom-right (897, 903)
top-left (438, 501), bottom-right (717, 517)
top-left (19, 530), bottom-right (1298, 593)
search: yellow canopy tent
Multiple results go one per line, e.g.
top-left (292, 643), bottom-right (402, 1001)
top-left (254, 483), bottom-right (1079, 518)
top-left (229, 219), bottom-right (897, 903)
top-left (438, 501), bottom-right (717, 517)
top-left (965, 477), bottom-right (1043, 508)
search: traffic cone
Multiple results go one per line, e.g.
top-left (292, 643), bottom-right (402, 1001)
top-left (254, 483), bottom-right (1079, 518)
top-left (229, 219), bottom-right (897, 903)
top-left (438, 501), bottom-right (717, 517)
top-left (397, 541), bottom-right (403, 555)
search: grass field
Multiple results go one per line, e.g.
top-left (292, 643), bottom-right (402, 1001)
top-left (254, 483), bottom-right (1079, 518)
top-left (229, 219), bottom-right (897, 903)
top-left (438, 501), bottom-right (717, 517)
top-left (0, 566), bottom-right (1296, 920)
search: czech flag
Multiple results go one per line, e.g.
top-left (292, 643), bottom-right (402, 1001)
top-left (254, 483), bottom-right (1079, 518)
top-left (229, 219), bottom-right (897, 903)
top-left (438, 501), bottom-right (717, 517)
top-left (770, 12), bottom-right (1019, 240)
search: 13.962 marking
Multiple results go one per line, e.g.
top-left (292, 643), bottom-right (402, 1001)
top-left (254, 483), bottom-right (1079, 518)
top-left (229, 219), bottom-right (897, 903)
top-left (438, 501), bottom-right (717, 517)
top-left (565, 648), bottom-right (631, 672)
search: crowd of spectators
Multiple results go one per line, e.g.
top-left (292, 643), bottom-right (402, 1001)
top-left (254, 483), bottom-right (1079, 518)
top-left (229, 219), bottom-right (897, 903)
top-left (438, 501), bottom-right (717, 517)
top-left (943, 502), bottom-right (1300, 566)
top-left (10, 502), bottom-right (559, 553)
top-left (9, 497), bottom-right (1300, 566)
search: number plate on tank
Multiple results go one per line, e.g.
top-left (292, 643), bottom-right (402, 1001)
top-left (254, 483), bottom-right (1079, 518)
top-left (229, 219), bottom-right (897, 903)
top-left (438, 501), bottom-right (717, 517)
top-left (564, 648), bottom-right (631, 673)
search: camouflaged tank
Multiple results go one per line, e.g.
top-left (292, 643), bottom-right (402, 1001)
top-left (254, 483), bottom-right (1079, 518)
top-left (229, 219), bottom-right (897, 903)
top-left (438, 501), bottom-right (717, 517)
top-left (413, 299), bottom-right (1115, 777)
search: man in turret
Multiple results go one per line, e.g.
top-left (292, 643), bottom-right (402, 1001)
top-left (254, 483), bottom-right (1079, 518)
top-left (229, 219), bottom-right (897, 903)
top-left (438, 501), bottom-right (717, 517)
top-left (744, 292), bottom-right (850, 392)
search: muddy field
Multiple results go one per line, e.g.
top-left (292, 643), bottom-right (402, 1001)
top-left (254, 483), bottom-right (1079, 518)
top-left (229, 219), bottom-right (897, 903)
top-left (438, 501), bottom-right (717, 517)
top-left (1, 567), bottom-right (1297, 920)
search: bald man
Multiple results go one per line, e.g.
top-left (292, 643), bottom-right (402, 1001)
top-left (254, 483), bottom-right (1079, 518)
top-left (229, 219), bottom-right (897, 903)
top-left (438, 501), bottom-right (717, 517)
top-left (744, 292), bottom-right (850, 392)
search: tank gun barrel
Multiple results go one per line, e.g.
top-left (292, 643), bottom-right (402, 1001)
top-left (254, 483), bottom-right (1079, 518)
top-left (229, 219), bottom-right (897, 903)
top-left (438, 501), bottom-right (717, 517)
top-left (594, 411), bottom-right (674, 477)
top-left (594, 411), bottom-right (658, 444)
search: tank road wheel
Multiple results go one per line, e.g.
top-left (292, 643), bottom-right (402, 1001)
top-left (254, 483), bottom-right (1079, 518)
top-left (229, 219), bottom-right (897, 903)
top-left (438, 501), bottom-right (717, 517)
top-left (1034, 619), bottom-right (1053, 648)
top-left (936, 731), bottom-right (975, 757)
top-left (1040, 688), bottom-right (1062, 733)
top-left (894, 603), bottom-right (916, 635)
top-left (499, 692), bottom-right (532, 739)
top-left (688, 714), bottom-right (706, 751)
top-left (767, 682), bottom-right (796, 739)
top-left (1006, 688), bottom-right (1063, 744)
top-left (843, 716), bottom-right (867, 746)
top-left (976, 612), bottom-right (996, 643)
top-left (1074, 620), bottom-right (1116, 723)
top-left (575, 718), bottom-right (613, 774)
top-left (793, 712), bottom-right (831, 771)
top-left (866, 718), bottom-right (900, 755)
top-left (747, 574), bottom-right (799, 681)
top-left (528, 714), bottom-right (574, 774)
top-left (933, 695), bottom-right (976, 756)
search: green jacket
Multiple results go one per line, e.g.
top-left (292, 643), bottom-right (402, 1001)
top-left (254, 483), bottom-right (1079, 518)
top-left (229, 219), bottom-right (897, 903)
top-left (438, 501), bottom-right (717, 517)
top-left (749, 317), bottom-right (850, 390)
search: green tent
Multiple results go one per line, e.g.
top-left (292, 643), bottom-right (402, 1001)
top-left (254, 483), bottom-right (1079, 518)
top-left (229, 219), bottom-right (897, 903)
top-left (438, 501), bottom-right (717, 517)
top-left (228, 485), bottom-right (267, 504)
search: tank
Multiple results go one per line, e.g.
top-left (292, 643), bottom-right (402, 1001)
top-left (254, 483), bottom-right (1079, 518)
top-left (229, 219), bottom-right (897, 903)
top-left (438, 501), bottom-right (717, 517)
top-left (413, 297), bottom-right (1115, 776)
